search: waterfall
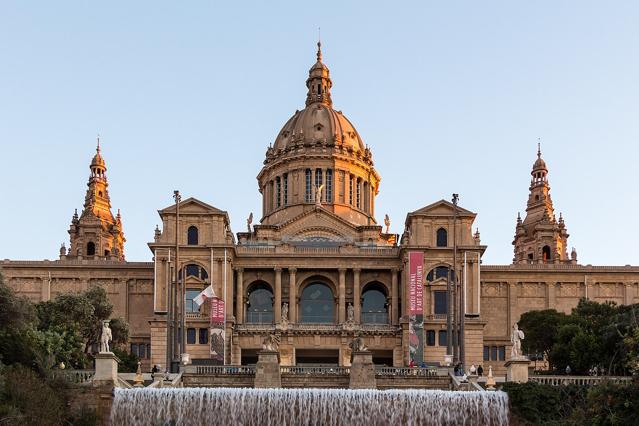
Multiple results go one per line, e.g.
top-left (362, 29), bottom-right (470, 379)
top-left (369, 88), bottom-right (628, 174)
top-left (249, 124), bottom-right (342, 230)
top-left (111, 387), bottom-right (509, 426)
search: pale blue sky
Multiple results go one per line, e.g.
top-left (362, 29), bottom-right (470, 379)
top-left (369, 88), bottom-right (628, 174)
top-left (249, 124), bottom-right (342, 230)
top-left (0, 1), bottom-right (637, 265)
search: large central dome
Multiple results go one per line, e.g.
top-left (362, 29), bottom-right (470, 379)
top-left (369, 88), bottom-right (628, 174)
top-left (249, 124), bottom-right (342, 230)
top-left (257, 43), bottom-right (380, 228)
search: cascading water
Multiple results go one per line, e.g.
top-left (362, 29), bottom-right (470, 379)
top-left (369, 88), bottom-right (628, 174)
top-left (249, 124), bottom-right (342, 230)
top-left (111, 387), bottom-right (509, 426)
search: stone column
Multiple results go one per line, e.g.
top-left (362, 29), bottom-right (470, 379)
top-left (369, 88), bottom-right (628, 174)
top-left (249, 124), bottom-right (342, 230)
top-left (274, 267), bottom-right (282, 324)
top-left (226, 259), bottom-right (234, 321)
top-left (391, 268), bottom-right (399, 325)
top-left (235, 268), bottom-right (244, 324)
top-left (624, 282), bottom-right (633, 305)
top-left (353, 269), bottom-right (361, 323)
top-left (289, 268), bottom-right (297, 323)
top-left (338, 269), bottom-right (346, 323)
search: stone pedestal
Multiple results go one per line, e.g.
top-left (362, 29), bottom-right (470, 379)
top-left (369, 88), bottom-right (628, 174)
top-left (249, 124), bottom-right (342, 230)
top-left (349, 351), bottom-right (376, 389)
top-left (94, 352), bottom-right (120, 384)
top-left (505, 357), bottom-right (530, 383)
top-left (254, 351), bottom-right (281, 388)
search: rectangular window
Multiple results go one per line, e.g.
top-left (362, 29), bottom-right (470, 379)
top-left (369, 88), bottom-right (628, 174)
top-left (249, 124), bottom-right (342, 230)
top-left (283, 173), bottom-right (288, 205)
top-left (483, 346), bottom-right (490, 361)
top-left (315, 169), bottom-right (323, 201)
top-left (426, 330), bottom-right (436, 346)
top-left (275, 177), bottom-right (281, 208)
top-left (356, 178), bottom-right (361, 208)
top-left (187, 328), bottom-right (196, 344)
top-left (199, 328), bottom-right (208, 344)
top-left (305, 169), bottom-right (312, 202)
top-left (325, 169), bottom-right (333, 202)
top-left (138, 343), bottom-right (145, 359)
top-left (130, 343), bottom-right (138, 357)
top-left (186, 289), bottom-right (200, 313)
top-left (434, 291), bottom-right (448, 315)
top-left (147, 344), bottom-right (151, 359)
top-left (498, 346), bottom-right (506, 361)
top-left (339, 170), bottom-right (345, 203)
top-left (491, 346), bottom-right (498, 361)
top-left (438, 330), bottom-right (447, 346)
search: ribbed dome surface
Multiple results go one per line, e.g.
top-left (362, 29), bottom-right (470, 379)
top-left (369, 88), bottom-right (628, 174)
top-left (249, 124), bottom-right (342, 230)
top-left (273, 103), bottom-right (365, 153)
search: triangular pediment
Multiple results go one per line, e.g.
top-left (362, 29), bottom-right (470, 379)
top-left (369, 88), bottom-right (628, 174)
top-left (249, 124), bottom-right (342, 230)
top-left (159, 197), bottom-right (227, 216)
top-left (277, 207), bottom-right (361, 242)
top-left (409, 199), bottom-right (476, 218)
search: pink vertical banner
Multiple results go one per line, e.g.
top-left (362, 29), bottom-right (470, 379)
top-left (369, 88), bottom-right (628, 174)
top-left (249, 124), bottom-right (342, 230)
top-left (209, 297), bottom-right (225, 364)
top-left (408, 251), bottom-right (424, 365)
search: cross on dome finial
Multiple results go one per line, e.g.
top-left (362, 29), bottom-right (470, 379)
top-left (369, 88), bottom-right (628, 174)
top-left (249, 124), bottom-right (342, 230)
top-left (97, 134), bottom-right (101, 153)
top-left (317, 41), bottom-right (322, 62)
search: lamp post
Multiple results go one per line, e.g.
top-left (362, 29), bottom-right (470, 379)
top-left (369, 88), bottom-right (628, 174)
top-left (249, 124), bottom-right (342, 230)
top-left (452, 193), bottom-right (464, 369)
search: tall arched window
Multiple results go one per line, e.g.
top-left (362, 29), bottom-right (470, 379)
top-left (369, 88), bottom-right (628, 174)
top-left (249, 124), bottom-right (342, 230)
top-left (361, 283), bottom-right (388, 324)
top-left (305, 169), bottom-right (312, 202)
top-left (300, 283), bottom-right (334, 323)
top-left (275, 177), bottom-right (281, 208)
top-left (542, 245), bottom-right (552, 262)
top-left (325, 169), bottom-right (333, 202)
top-left (187, 226), bottom-right (198, 245)
top-left (86, 242), bottom-right (96, 256)
top-left (246, 282), bottom-right (274, 323)
top-left (315, 169), bottom-right (323, 198)
top-left (283, 173), bottom-right (288, 206)
top-left (436, 228), bottom-right (448, 247)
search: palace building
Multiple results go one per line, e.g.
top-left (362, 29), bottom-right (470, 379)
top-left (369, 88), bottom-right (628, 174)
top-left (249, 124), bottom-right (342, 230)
top-left (2, 43), bottom-right (638, 374)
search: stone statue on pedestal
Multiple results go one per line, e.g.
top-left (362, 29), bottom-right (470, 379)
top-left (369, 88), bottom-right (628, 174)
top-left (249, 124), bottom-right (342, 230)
top-left (511, 323), bottom-right (525, 359)
top-left (262, 334), bottom-right (280, 352)
top-left (315, 184), bottom-right (324, 207)
top-left (100, 320), bottom-right (112, 353)
top-left (349, 332), bottom-right (368, 353)
top-left (347, 303), bottom-right (354, 323)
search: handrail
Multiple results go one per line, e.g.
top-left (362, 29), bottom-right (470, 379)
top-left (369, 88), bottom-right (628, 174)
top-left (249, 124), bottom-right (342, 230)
top-left (52, 369), bottom-right (95, 384)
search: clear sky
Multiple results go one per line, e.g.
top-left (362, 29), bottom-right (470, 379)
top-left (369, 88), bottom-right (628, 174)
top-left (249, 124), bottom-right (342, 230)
top-left (1, 1), bottom-right (637, 265)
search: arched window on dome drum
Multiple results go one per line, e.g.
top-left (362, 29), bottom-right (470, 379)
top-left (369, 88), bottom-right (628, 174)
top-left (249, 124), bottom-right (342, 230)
top-left (349, 175), bottom-right (354, 205)
top-left (361, 283), bottom-right (388, 324)
top-left (283, 173), bottom-right (288, 205)
top-left (246, 283), bottom-right (274, 324)
top-left (325, 169), bottom-right (333, 202)
top-left (543, 245), bottom-right (552, 262)
top-left (87, 242), bottom-right (96, 256)
top-left (305, 169), bottom-right (312, 203)
top-left (275, 177), bottom-right (281, 208)
top-left (436, 228), bottom-right (448, 247)
top-left (187, 226), bottom-right (198, 245)
top-left (315, 169), bottom-right (323, 200)
top-left (300, 283), bottom-right (334, 323)
top-left (356, 178), bottom-right (361, 209)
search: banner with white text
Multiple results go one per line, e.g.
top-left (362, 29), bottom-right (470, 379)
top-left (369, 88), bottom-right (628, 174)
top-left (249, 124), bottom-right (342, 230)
top-left (408, 251), bottom-right (424, 365)
top-left (209, 297), bottom-right (225, 364)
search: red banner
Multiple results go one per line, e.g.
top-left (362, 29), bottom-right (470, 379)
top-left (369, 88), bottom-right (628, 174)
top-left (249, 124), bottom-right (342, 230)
top-left (409, 252), bottom-right (424, 315)
top-left (210, 297), bottom-right (225, 324)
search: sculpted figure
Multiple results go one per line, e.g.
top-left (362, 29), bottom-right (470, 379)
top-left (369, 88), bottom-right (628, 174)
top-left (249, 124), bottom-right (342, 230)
top-left (384, 214), bottom-right (390, 233)
top-left (247, 212), bottom-right (253, 232)
top-left (100, 320), bottom-right (112, 353)
top-left (315, 184), bottom-right (324, 207)
top-left (349, 332), bottom-right (368, 353)
top-left (511, 323), bottom-right (525, 358)
top-left (347, 303), bottom-right (354, 323)
top-left (281, 302), bottom-right (289, 323)
top-left (262, 333), bottom-right (280, 352)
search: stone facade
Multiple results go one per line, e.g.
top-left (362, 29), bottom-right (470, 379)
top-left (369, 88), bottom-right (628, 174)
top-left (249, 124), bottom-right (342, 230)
top-left (1, 44), bottom-right (638, 376)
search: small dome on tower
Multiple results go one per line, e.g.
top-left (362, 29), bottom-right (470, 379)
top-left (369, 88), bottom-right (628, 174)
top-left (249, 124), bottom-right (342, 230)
top-left (532, 143), bottom-right (547, 172)
top-left (91, 137), bottom-right (106, 168)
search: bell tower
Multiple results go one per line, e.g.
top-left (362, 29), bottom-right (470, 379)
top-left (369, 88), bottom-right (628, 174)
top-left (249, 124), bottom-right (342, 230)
top-left (66, 138), bottom-right (126, 260)
top-left (512, 145), bottom-right (573, 264)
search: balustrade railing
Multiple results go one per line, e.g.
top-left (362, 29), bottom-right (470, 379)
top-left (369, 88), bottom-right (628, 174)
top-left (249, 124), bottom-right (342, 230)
top-left (193, 365), bottom-right (256, 375)
top-left (375, 367), bottom-right (440, 377)
top-left (361, 312), bottom-right (389, 324)
top-left (530, 375), bottom-right (632, 386)
top-left (281, 366), bottom-right (350, 375)
top-left (53, 369), bottom-right (95, 383)
top-left (246, 311), bottom-right (274, 324)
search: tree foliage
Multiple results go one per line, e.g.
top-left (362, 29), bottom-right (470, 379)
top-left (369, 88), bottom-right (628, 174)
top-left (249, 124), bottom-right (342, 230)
top-left (520, 299), bottom-right (639, 375)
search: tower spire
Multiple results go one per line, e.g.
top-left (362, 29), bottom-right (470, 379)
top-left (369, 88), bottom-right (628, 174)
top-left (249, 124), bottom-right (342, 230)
top-left (306, 40), bottom-right (332, 107)
top-left (537, 138), bottom-right (541, 158)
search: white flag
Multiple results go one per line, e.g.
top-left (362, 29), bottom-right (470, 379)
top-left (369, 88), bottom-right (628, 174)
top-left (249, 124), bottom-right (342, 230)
top-left (193, 285), bottom-right (215, 307)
